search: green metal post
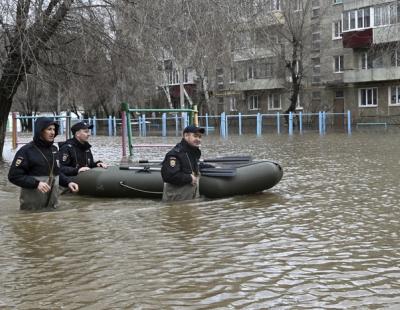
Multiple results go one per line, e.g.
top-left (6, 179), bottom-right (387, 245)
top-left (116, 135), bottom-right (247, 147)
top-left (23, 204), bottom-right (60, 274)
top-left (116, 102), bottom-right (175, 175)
top-left (121, 102), bottom-right (134, 157)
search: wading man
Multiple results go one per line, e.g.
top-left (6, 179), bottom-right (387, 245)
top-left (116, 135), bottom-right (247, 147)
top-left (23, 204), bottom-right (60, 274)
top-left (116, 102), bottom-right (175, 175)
top-left (161, 125), bottom-right (205, 201)
top-left (8, 117), bottom-right (79, 210)
top-left (59, 121), bottom-right (108, 176)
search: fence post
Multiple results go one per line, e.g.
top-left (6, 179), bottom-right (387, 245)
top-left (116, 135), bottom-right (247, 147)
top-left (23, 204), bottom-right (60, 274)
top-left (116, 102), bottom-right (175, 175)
top-left (225, 114), bottom-right (229, 137)
top-left (238, 112), bottom-right (242, 135)
top-left (93, 116), bottom-right (97, 136)
top-left (121, 111), bottom-right (127, 157)
top-left (318, 112), bottom-right (322, 135)
top-left (256, 113), bottom-right (261, 136)
top-left (66, 111), bottom-right (71, 139)
top-left (32, 115), bottom-right (35, 137)
top-left (289, 112), bottom-right (293, 135)
top-left (142, 114), bottom-right (147, 137)
top-left (277, 112), bottom-right (280, 134)
top-left (175, 114), bottom-right (179, 136)
top-left (299, 111), bottom-right (303, 134)
top-left (323, 111), bottom-right (326, 134)
top-left (108, 116), bottom-right (112, 136)
top-left (113, 116), bottom-right (117, 136)
top-left (162, 113), bottom-right (167, 137)
top-left (205, 113), bottom-right (209, 135)
top-left (347, 110), bottom-right (352, 134)
top-left (220, 112), bottom-right (226, 137)
top-left (12, 112), bottom-right (17, 149)
top-left (182, 112), bottom-right (188, 129)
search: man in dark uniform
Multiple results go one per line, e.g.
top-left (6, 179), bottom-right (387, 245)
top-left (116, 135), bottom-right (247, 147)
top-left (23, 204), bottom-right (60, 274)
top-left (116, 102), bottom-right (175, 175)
top-left (8, 117), bottom-right (79, 210)
top-left (59, 121), bottom-right (108, 176)
top-left (161, 125), bottom-right (205, 201)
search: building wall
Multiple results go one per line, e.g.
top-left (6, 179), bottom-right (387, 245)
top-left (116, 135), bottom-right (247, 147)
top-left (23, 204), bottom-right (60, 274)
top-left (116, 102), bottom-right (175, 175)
top-left (207, 0), bottom-right (400, 123)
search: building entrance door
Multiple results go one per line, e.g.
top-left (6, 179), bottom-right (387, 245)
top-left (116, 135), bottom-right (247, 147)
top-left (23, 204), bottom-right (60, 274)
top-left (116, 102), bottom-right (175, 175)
top-left (333, 98), bottom-right (344, 129)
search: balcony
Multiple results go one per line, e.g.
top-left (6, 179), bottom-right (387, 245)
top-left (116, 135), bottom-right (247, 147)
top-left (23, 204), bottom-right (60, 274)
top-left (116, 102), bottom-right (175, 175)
top-left (233, 47), bottom-right (274, 62)
top-left (342, 29), bottom-right (372, 48)
top-left (374, 24), bottom-right (400, 44)
top-left (343, 67), bottom-right (400, 83)
top-left (230, 78), bottom-right (283, 91)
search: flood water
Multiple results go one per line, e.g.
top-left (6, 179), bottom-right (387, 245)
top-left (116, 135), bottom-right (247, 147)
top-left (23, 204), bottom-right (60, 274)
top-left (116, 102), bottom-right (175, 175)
top-left (1, 131), bottom-right (400, 309)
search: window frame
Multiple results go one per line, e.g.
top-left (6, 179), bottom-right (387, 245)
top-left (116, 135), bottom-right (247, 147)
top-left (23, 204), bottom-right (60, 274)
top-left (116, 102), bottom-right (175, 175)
top-left (334, 55), bottom-right (344, 73)
top-left (268, 93), bottom-right (282, 110)
top-left (332, 20), bottom-right (342, 39)
top-left (389, 86), bottom-right (400, 106)
top-left (342, 7), bottom-right (372, 32)
top-left (248, 95), bottom-right (260, 110)
top-left (229, 96), bottom-right (238, 111)
top-left (359, 87), bottom-right (378, 107)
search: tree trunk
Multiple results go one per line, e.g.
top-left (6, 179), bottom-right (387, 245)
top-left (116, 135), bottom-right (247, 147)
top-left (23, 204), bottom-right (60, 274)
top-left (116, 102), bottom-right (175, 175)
top-left (0, 0), bottom-right (74, 159)
top-left (0, 91), bottom-right (14, 159)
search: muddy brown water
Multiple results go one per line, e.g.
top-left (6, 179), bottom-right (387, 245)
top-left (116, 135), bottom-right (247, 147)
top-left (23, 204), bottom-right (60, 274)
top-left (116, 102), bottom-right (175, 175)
top-left (1, 131), bottom-right (399, 309)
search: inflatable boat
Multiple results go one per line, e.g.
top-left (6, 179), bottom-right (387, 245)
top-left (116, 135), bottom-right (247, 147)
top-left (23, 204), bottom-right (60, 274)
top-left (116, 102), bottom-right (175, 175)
top-left (72, 156), bottom-right (283, 199)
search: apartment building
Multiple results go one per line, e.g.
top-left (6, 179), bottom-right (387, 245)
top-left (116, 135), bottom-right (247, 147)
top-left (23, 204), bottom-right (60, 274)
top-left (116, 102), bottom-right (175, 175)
top-left (341, 0), bottom-right (400, 122)
top-left (210, 0), bottom-right (400, 123)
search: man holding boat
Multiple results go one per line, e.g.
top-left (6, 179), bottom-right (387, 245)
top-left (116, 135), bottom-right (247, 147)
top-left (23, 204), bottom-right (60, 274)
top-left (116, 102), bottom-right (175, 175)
top-left (59, 121), bottom-right (108, 176)
top-left (161, 125), bottom-right (205, 201)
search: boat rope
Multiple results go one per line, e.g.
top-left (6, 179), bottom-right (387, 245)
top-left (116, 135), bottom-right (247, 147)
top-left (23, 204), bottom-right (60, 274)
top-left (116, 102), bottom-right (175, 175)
top-left (119, 181), bottom-right (163, 195)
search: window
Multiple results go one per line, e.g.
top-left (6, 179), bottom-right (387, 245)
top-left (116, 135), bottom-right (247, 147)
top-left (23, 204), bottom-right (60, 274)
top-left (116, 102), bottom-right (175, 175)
top-left (375, 2), bottom-right (400, 26)
top-left (230, 67), bottom-right (236, 83)
top-left (312, 32), bottom-right (321, 50)
top-left (391, 47), bottom-right (400, 67)
top-left (268, 93), bottom-right (281, 110)
top-left (266, 0), bottom-right (280, 11)
top-left (389, 85), bottom-right (400, 105)
top-left (361, 52), bottom-right (372, 69)
top-left (229, 97), bottom-right (237, 111)
top-left (342, 7), bottom-right (372, 32)
top-left (333, 0), bottom-right (342, 4)
top-left (248, 95), bottom-right (259, 110)
top-left (216, 68), bottom-right (224, 90)
top-left (258, 58), bottom-right (274, 78)
top-left (390, 86), bottom-right (400, 105)
top-left (334, 55), bottom-right (344, 73)
top-left (247, 64), bottom-right (255, 80)
top-left (361, 51), bottom-right (383, 69)
top-left (333, 20), bottom-right (342, 39)
top-left (359, 88), bottom-right (378, 107)
top-left (335, 90), bottom-right (344, 98)
top-left (312, 57), bottom-right (321, 83)
top-left (312, 8), bottom-right (320, 18)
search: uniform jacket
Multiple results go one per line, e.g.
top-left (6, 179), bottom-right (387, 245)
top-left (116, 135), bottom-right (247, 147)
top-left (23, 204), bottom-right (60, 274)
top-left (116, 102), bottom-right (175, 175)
top-left (8, 117), bottom-right (71, 189)
top-left (59, 138), bottom-right (101, 176)
top-left (161, 138), bottom-right (201, 186)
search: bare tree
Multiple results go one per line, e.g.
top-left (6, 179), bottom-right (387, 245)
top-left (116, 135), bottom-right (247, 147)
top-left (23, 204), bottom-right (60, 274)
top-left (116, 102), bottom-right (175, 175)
top-left (0, 0), bottom-right (78, 158)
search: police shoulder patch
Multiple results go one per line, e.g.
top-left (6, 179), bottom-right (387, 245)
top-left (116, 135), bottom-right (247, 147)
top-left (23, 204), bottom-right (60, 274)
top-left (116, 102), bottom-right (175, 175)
top-left (169, 157), bottom-right (177, 168)
top-left (62, 153), bottom-right (68, 162)
top-left (15, 156), bottom-right (24, 167)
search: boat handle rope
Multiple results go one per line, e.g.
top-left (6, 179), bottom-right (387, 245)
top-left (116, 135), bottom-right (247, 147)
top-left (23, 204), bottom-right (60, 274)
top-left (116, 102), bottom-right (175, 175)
top-left (119, 181), bottom-right (163, 195)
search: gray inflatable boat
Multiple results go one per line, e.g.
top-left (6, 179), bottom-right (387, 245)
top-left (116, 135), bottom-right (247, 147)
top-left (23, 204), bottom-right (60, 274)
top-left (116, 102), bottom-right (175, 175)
top-left (72, 156), bottom-right (283, 199)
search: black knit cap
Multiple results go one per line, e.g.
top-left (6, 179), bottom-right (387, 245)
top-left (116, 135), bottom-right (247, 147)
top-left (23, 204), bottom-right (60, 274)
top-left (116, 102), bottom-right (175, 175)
top-left (71, 121), bottom-right (93, 134)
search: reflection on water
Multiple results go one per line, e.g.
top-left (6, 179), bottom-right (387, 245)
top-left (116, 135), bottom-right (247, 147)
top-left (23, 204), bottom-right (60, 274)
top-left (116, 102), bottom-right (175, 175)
top-left (1, 132), bottom-right (400, 308)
